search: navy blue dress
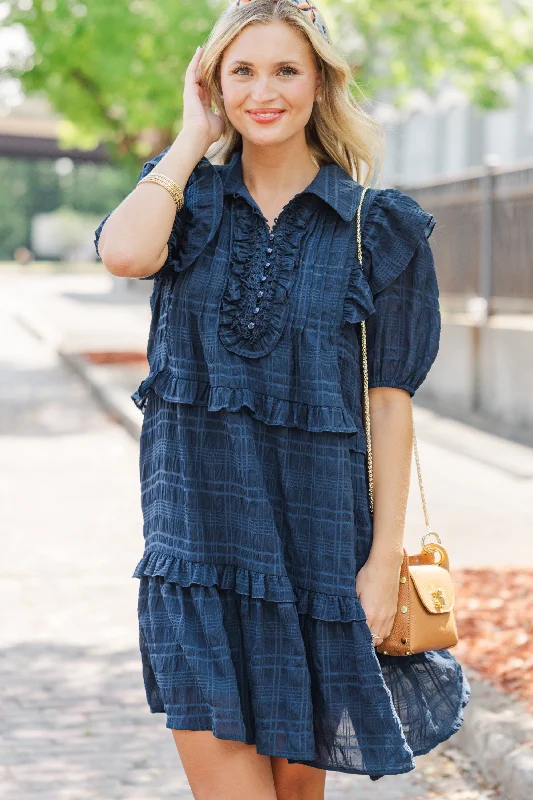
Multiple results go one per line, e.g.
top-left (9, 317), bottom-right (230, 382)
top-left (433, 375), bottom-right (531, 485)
top-left (94, 148), bottom-right (470, 779)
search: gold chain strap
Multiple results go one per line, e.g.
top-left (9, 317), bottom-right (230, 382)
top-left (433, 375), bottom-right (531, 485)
top-left (356, 187), bottom-right (438, 546)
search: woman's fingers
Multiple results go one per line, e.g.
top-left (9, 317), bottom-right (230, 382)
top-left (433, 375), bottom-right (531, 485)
top-left (182, 44), bottom-right (225, 145)
top-left (366, 612), bottom-right (396, 645)
top-left (189, 47), bottom-right (211, 109)
top-left (183, 47), bottom-right (209, 127)
top-left (185, 47), bottom-right (203, 95)
top-left (185, 48), bottom-right (201, 82)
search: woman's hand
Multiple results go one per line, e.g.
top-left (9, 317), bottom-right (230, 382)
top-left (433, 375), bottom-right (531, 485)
top-left (356, 553), bottom-right (403, 648)
top-left (182, 46), bottom-right (225, 147)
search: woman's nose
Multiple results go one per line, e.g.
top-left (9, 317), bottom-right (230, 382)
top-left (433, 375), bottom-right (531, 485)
top-left (250, 78), bottom-right (277, 102)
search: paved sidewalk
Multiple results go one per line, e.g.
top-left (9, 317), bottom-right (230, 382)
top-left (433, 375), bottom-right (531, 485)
top-left (0, 271), bottom-right (513, 798)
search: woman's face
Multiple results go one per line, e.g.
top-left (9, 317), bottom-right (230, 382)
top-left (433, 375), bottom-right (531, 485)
top-left (219, 20), bottom-right (322, 147)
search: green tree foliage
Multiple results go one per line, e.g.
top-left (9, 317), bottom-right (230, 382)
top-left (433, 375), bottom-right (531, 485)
top-left (328, 0), bottom-right (533, 109)
top-left (2, 0), bottom-right (533, 162)
top-left (0, 156), bottom-right (138, 258)
top-left (3, 0), bottom-right (222, 164)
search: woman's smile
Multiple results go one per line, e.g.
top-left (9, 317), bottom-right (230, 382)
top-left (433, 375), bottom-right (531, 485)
top-left (246, 108), bottom-right (286, 124)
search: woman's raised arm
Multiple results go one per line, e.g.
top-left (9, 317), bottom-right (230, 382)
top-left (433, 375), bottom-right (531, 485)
top-left (98, 46), bottom-right (224, 279)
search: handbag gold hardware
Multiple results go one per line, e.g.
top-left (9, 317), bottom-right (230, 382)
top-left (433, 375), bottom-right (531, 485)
top-left (355, 186), bottom-right (458, 656)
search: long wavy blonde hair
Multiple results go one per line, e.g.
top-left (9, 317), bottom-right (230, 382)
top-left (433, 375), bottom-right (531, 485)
top-left (199, 0), bottom-right (385, 186)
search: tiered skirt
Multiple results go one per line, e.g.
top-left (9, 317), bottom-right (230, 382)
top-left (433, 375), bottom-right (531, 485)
top-left (134, 389), bottom-right (470, 778)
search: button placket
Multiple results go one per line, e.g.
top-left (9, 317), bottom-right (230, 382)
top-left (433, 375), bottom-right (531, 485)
top-left (250, 235), bottom-right (276, 328)
top-left (219, 196), bottom-right (310, 358)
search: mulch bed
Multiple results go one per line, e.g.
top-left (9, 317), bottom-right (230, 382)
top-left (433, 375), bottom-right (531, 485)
top-left (82, 351), bottom-right (148, 365)
top-left (451, 567), bottom-right (533, 713)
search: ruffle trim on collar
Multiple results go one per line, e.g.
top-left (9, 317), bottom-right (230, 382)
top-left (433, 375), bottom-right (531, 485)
top-left (133, 550), bottom-right (367, 623)
top-left (131, 371), bottom-right (359, 433)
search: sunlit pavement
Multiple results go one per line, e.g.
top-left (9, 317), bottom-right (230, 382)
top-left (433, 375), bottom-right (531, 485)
top-left (0, 271), bottom-right (515, 799)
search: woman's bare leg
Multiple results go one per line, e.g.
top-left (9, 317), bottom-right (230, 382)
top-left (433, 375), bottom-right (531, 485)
top-left (270, 756), bottom-right (327, 800)
top-left (171, 729), bottom-right (278, 800)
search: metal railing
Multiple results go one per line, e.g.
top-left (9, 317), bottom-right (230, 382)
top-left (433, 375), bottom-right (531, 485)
top-left (395, 157), bottom-right (533, 314)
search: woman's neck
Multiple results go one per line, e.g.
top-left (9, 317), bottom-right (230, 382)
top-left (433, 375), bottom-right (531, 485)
top-left (240, 136), bottom-right (319, 200)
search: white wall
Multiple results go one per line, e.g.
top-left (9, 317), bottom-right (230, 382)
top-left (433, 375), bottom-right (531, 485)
top-left (418, 316), bottom-right (533, 441)
top-left (377, 74), bottom-right (533, 186)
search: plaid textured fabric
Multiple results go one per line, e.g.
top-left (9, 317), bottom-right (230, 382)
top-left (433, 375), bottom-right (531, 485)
top-left (94, 150), bottom-right (470, 777)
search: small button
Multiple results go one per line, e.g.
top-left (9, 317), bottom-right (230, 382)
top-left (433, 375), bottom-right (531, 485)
top-left (269, 233), bottom-right (274, 240)
top-left (247, 321), bottom-right (255, 329)
top-left (257, 291), bottom-right (264, 298)
top-left (260, 275), bottom-right (267, 282)
top-left (266, 247), bottom-right (273, 254)
top-left (253, 306), bottom-right (260, 313)
top-left (265, 262), bottom-right (270, 268)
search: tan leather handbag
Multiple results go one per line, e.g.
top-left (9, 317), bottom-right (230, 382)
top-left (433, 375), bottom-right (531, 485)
top-left (356, 187), bottom-right (459, 657)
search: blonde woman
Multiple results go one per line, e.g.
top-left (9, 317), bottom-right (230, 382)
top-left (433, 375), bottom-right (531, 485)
top-left (95, 0), bottom-right (470, 796)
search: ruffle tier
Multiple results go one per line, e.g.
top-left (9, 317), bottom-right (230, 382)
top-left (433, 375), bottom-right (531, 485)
top-left (136, 563), bottom-right (471, 777)
top-left (133, 550), bottom-right (366, 623)
top-left (131, 373), bottom-right (359, 433)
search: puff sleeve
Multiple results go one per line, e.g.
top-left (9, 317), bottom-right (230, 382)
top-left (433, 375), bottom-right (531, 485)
top-left (361, 189), bottom-right (441, 398)
top-left (93, 147), bottom-right (223, 280)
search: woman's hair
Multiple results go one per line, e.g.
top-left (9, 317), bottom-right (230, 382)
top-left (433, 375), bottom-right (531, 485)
top-left (199, 0), bottom-right (385, 186)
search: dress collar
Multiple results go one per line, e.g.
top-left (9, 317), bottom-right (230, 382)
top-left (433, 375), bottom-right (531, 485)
top-left (219, 149), bottom-right (363, 222)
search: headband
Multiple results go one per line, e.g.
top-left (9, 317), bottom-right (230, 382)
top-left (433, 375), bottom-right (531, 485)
top-left (227, 0), bottom-right (329, 42)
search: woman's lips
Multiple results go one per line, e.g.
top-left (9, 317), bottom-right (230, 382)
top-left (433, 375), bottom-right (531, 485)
top-left (246, 110), bottom-right (285, 124)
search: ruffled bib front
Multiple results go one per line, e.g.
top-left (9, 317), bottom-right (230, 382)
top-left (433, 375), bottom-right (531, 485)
top-left (218, 197), bottom-right (315, 358)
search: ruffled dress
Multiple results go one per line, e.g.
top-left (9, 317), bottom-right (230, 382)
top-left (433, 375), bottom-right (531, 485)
top-left (94, 148), bottom-right (470, 780)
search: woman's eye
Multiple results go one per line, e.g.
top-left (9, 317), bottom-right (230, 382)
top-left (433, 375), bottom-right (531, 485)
top-left (232, 66), bottom-right (298, 76)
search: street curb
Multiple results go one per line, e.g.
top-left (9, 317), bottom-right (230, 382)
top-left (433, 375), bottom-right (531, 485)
top-left (58, 350), bottom-right (142, 441)
top-left (15, 311), bottom-right (142, 441)
top-left (15, 308), bottom-right (533, 799)
top-left (452, 665), bottom-right (533, 800)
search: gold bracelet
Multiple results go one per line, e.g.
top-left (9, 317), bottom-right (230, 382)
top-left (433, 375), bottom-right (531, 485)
top-left (138, 172), bottom-right (185, 210)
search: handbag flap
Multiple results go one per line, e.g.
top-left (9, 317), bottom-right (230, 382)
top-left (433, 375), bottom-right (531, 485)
top-left (409, 564), bottom-right (455, 613)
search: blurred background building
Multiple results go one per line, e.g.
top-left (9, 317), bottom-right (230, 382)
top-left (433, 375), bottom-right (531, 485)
top-left (379, 67), bottom-right (533, 183)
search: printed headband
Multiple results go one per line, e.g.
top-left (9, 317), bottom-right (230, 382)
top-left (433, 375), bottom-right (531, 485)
top-left (227, 0), bottom-right (329, 42)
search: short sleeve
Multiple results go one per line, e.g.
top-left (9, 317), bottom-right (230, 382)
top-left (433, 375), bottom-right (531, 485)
top-left (362, 189), bottom-right (441, 397)
top-left (93, 147), bottom-right (224, 280)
